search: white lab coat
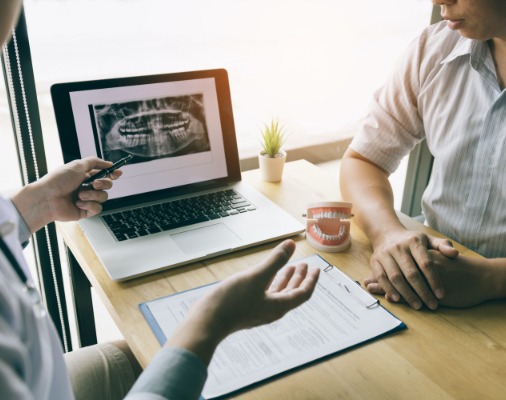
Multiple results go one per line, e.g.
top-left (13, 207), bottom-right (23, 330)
top-left (0, 197), bottom-right (74, 399)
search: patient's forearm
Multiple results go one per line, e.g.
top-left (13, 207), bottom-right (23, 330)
top-left (487, 257), bottom-right (506, 299)
top-left (339, 150), bottom-right (404, 246)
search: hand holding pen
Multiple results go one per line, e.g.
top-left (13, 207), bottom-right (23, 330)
top-left (81, 155), bottom-right (132, 187)
top-left (13, 156), bottom-right (128, 232)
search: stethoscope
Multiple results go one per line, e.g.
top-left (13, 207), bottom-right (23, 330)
top-left (0, 234), bottom-right (46, 318)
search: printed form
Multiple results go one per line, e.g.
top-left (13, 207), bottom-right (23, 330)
top-left (141, 254), bottom-right (405, 399)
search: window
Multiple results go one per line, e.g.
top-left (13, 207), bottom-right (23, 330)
top-left (0, 0), bottom-right (434, 346)
top-left (0, 68), bottom-right (22, 189)
top-left (15, 0), bottom-right (431, 172)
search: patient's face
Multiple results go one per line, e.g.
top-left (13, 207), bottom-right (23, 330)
top-left (434, 0), bottom-right (506, 40)
top-left (0, 0), bottom-right (22, 47)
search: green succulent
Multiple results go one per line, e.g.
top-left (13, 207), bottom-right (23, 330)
top-left (260, 119), bottom-right (286, 158)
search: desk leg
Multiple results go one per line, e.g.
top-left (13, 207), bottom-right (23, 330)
top-left (66, 247), bottom-right (98, 347)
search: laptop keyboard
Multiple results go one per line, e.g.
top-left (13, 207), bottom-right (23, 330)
top-left (101, 189), bottom-right (256, 241)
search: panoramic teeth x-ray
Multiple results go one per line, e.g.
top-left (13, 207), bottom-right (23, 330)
top-left (92, 94), bottom-right (210, 164)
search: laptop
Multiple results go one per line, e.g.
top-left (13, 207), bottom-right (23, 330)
top-left (51, 69), bottom-right (304, 281)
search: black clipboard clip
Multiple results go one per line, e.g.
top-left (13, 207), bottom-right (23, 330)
top-left (323, 265), bottom-right (380, 309)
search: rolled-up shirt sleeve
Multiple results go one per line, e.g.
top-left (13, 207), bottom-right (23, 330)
top-left (350, 26), bottom-right (430, 174)
top-left (126, 347), bottom-right (208, 400)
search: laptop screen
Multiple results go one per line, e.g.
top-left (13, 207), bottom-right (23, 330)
top-left (52, 69), bottom-right (241, 204)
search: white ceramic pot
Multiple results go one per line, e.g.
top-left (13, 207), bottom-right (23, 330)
top-left (258, 150), bottom-right (287, 182)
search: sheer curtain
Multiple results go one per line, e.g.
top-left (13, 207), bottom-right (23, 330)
top-left (1, 8), bottom-right (72, 352)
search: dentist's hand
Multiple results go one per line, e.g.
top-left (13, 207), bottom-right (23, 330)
top-left (167, 239), bottom-right (320, 364)
top-left (11, 157), bottom-right (122, 233)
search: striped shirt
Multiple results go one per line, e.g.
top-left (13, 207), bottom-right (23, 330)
top-left (350, 21), bottom-right (506, 258)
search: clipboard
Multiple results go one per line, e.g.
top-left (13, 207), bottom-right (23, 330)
top-left (139, 254), bottom-right (406, 399)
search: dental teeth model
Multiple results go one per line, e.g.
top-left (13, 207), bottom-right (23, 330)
top-left (304, 201), bottom-right (353, 252)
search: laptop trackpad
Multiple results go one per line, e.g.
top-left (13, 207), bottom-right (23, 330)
top-left (171, 223), bottom-right (242, 255)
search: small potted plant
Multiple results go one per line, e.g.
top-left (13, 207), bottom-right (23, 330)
top-left (258, 119), bottom-right (287, 182)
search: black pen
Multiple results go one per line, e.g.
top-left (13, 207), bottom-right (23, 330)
top-left (82, 154), bottom-right (133, 187)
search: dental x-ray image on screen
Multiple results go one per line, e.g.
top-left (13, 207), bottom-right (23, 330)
top-left (91, 94), bottom-right (210, 163)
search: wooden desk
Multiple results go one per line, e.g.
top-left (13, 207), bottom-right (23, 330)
top-left (58, 160), bottom-right (506, 400)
